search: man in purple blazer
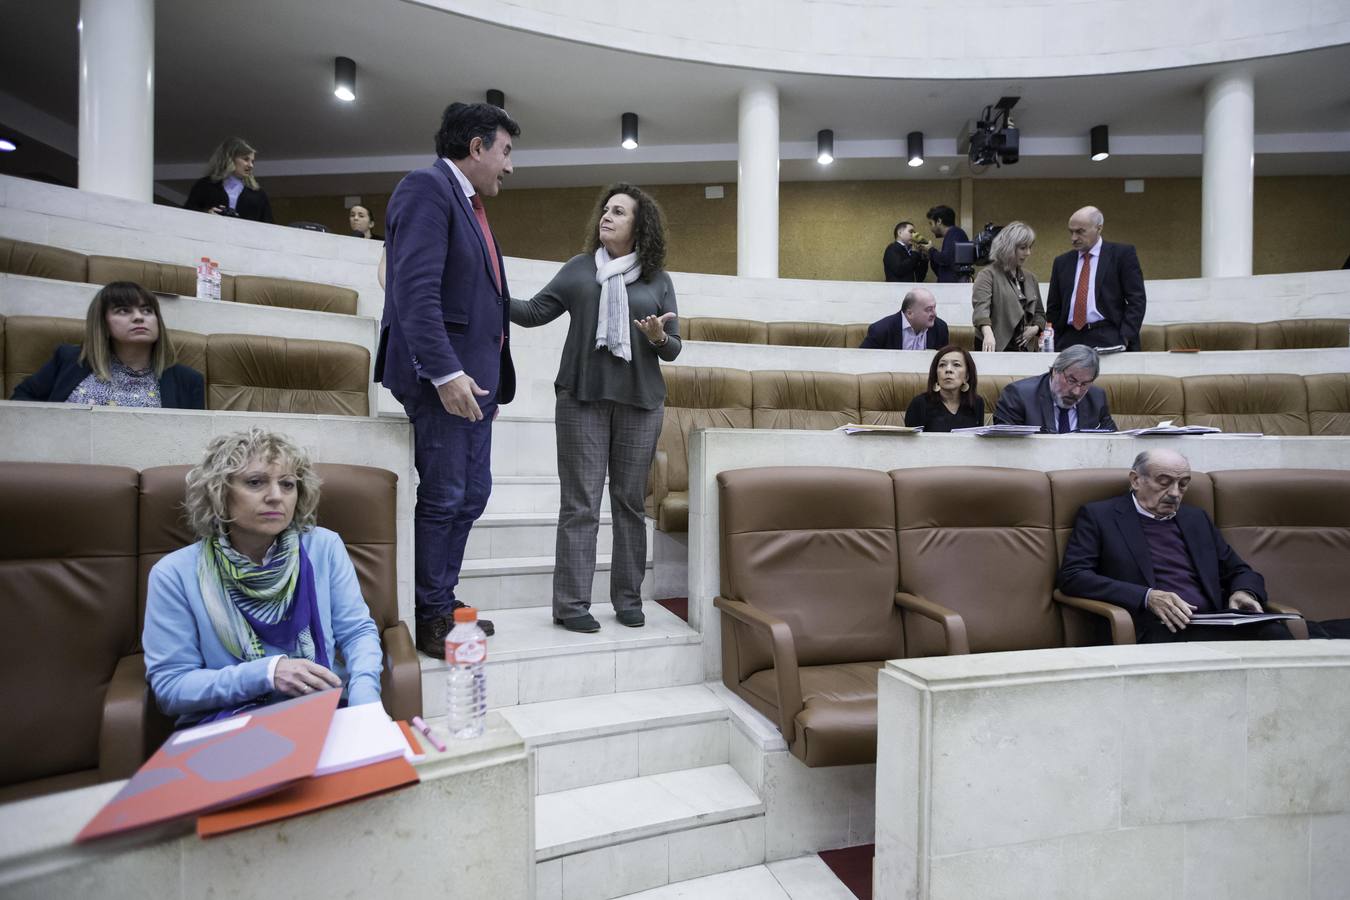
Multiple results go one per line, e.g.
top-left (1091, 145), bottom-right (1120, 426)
top-left (376, 102), bottom-right (519, 654)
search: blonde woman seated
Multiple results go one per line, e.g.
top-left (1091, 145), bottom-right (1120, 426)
top-left (972, 221), bottom-right (1046, 352)
top-left (144, 429), bottom-right (382, 725)
top-left (10, 281), bottom-right (204, 408)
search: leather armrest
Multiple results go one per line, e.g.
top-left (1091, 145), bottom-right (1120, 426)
top-left (100, 652), bottom-right (149, 780)
top-left (713, 596), bottom-right (802, 741)
top-left (1264, 601), bottom-right (1309, 640)
top-left (648, 448), bottom-right (669, 511)
top-left (1054, 590), bottom-right (1137, 645)
top-left (894, 592), bottom-right (970, 655)
top-left (381, 623), bottom-right (424, 722)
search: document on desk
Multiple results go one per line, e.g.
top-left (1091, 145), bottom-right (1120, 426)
top-left (833, 423), bottom-right (921, 435)
top-left (1189, 611), bottom-right (1301, 626)
top-left (951, 424), bottom-right (1042, 437)
top-left (314, 703), bottom-right (409, 776)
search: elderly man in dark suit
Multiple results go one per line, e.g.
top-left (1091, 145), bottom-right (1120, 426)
top-left (1044, 206), bottom-right (1147, 351)
top-left (1059, 449), bottom-right (1292, 642)
top-left (859, 287), bottom-right (950, 350)
top-left (376, 102), bottom-right (519, 653)
top-left (993, 344), bottom-right (1116, 432)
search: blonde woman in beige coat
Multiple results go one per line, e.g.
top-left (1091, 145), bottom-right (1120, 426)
top-left (972, 221), bottom-right (1046, 352)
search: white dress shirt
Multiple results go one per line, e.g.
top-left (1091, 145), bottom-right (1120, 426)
top-left (900, 319), bottom-right (928, 351)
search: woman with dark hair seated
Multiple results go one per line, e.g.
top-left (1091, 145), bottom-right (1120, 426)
top-left (904, 344), bottom-right (984, 432)
top-left (11, 281), bottom-right (205, 408)
top-left (184, 136), bottom-right (274, 223)
top-left (143, 428), bottom-right (383, 725)
top-left (509, 183), bottom-right (681, 633)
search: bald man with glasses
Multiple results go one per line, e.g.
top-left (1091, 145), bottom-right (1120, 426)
top-left (993, 344), bottom-right (1117, 433)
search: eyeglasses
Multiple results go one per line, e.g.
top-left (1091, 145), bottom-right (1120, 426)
top-left (1059, 371), bottom-right (1095, 390)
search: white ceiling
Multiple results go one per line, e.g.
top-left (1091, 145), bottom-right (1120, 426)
top-left (0, 0), bottom-right (1347, 196)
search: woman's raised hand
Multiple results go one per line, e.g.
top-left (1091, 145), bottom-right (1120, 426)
top-left (634, 311), bottom-right (676, 344)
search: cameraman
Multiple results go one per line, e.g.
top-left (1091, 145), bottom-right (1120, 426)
top-left (926, 205), bottom-right (970, 283)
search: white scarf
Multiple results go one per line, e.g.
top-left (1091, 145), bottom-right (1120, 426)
top-left (594, 246), bottom-right (641, 362)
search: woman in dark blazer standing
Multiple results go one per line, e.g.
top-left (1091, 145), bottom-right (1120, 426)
top-left (184, 137), bottom-right (274, 223)
top-left (904, 345), bottom-right (984, 432)
top-left (11, 281), bottom-right (205, 408)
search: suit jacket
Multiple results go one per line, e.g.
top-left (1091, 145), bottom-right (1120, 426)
top-left (859, 313), bottom-right (949, 350)
top-left (971, 265), bottom-right (1045, 352)
top-left (928, 226), bottom-right (970, 283)
top-left (10, 344), bottom-right (205, 409)
top-left (183, 177), bottom-right (274, 224)
top-left (375, 159), bottom-right (514, 411)
top-left (1058, 493), bottom-right (1267, 626)
top-left (1044, 240), bottom-right (1146, 350)
top-left (882, 242), bottom-right (928, 282)
top-left (992, 372), bottom-right (1117, 432)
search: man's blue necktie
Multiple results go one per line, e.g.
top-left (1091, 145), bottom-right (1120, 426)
top-left (1058, 406), bottom-right (1072, 434)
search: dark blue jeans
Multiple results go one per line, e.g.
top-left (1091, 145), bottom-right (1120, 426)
top-left (401, 384), bottom-right (494, 623)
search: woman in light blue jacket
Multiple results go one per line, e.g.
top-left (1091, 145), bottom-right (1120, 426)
top-left (144, 428), bottom-right (382, 725)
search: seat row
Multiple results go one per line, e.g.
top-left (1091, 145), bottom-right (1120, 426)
top-left (646, 365), bottom-right (1350, 532)
top-left (0, 236), bottom-right (359, 315)
top-left (1, 314), bottom-right (370, 415)
top-left (714, 464), bottom-right (1348, 768)
top-left (681, 315), bottom-right (1350, 352)
top-left (0, 460), bottom-right (420, 804)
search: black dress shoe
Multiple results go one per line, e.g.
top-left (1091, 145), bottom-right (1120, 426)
top-left (553, 613), bottom-right (601, 633)
top-left (615, 608), bottom-right (645, 628)
top-left (449, 601), bottom-right (494, 636)
top-left (415, 615), bottom-right (451, 659)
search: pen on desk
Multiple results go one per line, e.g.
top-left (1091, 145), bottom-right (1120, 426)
top-left (411, 715), bottom-right (446, 752)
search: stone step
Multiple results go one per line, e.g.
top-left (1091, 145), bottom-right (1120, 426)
top-left (499, 685), bottom-right (730, 795)
top-left (484, 475), bottom-right (609, 515)
top-left (419, 604), bottom-right (702, 717)
top-left (534, 766), bottom-right (765, 900)
top-left (464, 512), bottom-right (616, 560)
top-left (455, 553), bottom-right (654, 611)
top-left (491, 415), bottom-right (559, 475)
top-left (604, 857), bottom-right (858, 900)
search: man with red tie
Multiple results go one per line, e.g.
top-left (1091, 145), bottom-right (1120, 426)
top-left (1044, 206), bottom-right (1147, 352)
top-left (376, 102), bottom-right (519, 654)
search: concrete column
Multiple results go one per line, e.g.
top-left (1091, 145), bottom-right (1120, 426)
top-left (1201, 70), bottom-right (1254, 278)
top-left (79, 0), bottom-right (155, 201)
top-left (737, 82), bottom-right (779, 278)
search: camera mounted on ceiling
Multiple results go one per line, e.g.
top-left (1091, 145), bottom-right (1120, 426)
top-left (965, 96), bottom-right (1020, 169)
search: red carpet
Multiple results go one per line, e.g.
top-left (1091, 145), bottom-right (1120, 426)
top-left (655, 597), bottom-right (688, 622)
top-left (818, 844), bottom-right (873, 900)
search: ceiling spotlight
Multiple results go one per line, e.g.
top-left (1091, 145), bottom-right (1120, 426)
top-left (907, 131), bottom-right (924, 168)
top-left (334, 56), bottom-right (356, 102)
top-left (621, 112), bottom-right (639, 150)
top-left (0, 138), bottom-right (17, 153)
top-left (1090, 124), bottom-right (1110, 161)
top-left (816, 129), bottom-right (834, 165)
top-left (486, 89), bottom-right (505, 110)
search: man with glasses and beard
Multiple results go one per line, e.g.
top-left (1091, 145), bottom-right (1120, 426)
top-left (993, 344), bottom-right (1117, 433)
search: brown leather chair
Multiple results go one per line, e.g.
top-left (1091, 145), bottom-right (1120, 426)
top-left (206, 333), bottom-right (370, 415)
top-left (0, 463), bottom-right (146, 803)
top-left (1304, 373), bottom-right (1350, 435)
top-left (845, 323), bottom-right (870, 347)
top-left (0, 236), bottom-right (88, 282)
top-left (767, 321), bottom-right (846, 348)
top-left (648, 366), bottom-right (753, 532)
top-left (232, 275), bottom-right (359, 316)
top-left (751, 370), bottom-right (858, 430)
top-left (1096, 374), bottom-right (1186, 429)
top-left (948, 324), bottom-right (977, 350)
top-left (684, 317), bottom-right (768, 344)
top-left (87, 255), bottom-right (236, 301)
top-left (715, 466), bottom-right (904, 767)
top-left (1139, 325), bottom-right (1167, 352)
top-left (1165, 322), bottom-right (1258, 351)
top-left (858, 372), bottom-right (928, 426)
top-left (1181, 374), bottom-right (1310, 434)
top-left (975, 373), bottom-right (1017, 425)
top-left (1256, 319), bottom-right (1350, 350)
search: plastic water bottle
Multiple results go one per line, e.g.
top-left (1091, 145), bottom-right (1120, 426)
top-left (1039, 324), bottom-right (1055, 353)
top-left (208, 260), bottom-right (222, 300)
top-left (446, 606), bottom-right (487, 740)
top-left (195, 257), bottom-right (212, 299)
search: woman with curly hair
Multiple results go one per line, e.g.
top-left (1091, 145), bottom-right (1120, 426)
top-left (184, 136), bottom-right (274, 223)
top-left (143, 428), bottom-right (382, 724)
top-left (510, 184), bottom-right (681, 633)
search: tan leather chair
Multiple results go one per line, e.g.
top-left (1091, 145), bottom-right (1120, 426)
top-left (1139, 325), bottom-right (1167, 352)
top-left (0, 463), bottom-right (146, 803)
top-left (1181, 374), bottom-right (1310, 434)
top-left (1304, 373), bottom-right (1350, 435)
top-left (1165, 322), bottom-right (1258, 351)
top-left (948, 324), bottom-right (977, 350)
top-left (206, 333), bottom-right (370, 415)
top-left (1256, 319), bottom-right (1350, 350)
top-left (232, 275), bottom-right (359, 315)
top-left (0, 236), bottom-right (88, 282)
top-left (858, 372), bottom-right (928, 426)
top-left (1211, 469), bottom-right (1350, 631)
top-left (87, 255), bottom-right (236, 301)
top-left (845, 323), bottom-right (870, 347)
top-left (1096, 374), bottom-right (1186, 429)
top-left (751, 370), bottom-right (858, 430)
top-left (684, 317), bottom-right (768, 344)
top-left (975, 373), bottom-right (1017, 425)
top-left (715, 467), bottom-right (904, 767)
top-left (648, 366), bottom-right (753, 532)
top-left (767, 321), bottom-right (846, 348)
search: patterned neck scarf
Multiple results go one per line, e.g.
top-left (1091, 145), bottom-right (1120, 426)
top-left (198, 527), bottom-right (328, 668)
top-left (594, 246), bottom-right (641, 362)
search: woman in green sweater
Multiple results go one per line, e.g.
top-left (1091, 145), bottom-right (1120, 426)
top-left (510, 184), bottom-right (681, 633)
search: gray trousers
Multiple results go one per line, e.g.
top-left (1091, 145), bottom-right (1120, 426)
top-left (553, 392), bottom-right (664, 619)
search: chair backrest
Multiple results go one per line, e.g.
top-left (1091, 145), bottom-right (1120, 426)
top-left (974, 373), bottom-right (1016, 425)
top-left (767, 321), bottom-right (846, 348)
top-left (948, 324), bottom-right (977, 350)
top-left (1165, 322), bottom-right (1258, 351)
top-left (858, 372), bottom-right (928, 426)
top-left (1303, 374), bottom-right (1350, 435)
top-left (1211, 469), bottom-right (1350, 622)
top-left (892, 466), bottom-right (1061, 656)
top-left (845, 323), bottom-right (870, 347)
top-left (3, 315), bottom-right (85, 397)
top-left (1139, 325), bottom-right (1166, 352)
top-left (0, 236), bottom-right (88, 282)
top-left (718, 467), bottom-right (903, 675)
top-left (87, 255), bottom-right (236, 301)
top-left (1181, 374), bottom-right (1310, 434)
top-left (1256, 319), bottom-right (1349, 349)
top-left (657, 366), bottom-right (754, 495)
top-left (232, 275), bottom-right (358, 316)
top-left (683, 317), bottom-right (768, 344)
top-left (205, 333), bottom-right (370, 415)
top-left (751, 370), bottom-right (859, 429)
top-left (1095, 374), bottom-right (1186, 429)
top-left (0, 462), bottom-right (140, 788)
